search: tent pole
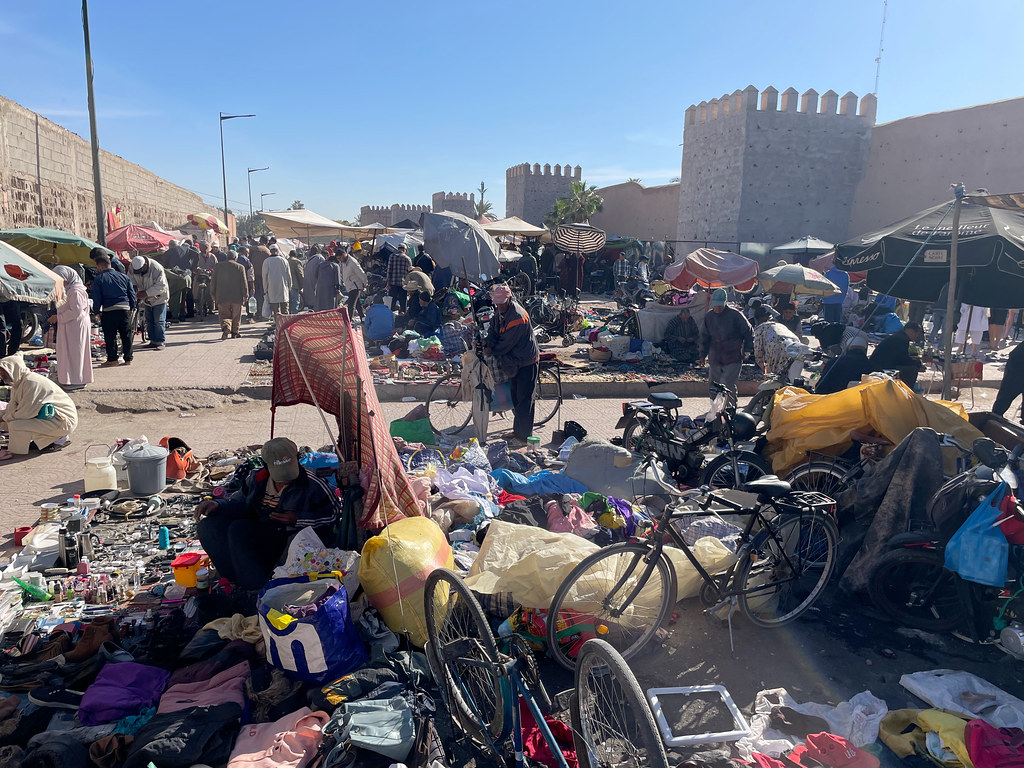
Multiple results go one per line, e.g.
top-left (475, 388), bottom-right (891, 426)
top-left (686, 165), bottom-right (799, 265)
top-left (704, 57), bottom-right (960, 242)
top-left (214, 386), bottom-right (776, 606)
top-left (941, 185), bottom-right (964, 400)
top-left (281, 323), bottom-right (343, 459)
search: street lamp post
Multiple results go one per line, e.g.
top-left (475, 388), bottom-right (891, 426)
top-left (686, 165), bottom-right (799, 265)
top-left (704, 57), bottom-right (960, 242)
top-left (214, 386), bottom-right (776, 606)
top-left (219, 112), bottom-right (255, 241)
top-left (260, 193), bottom-right (276, 211)
top-left (247, 167), bottom-right (269, 219)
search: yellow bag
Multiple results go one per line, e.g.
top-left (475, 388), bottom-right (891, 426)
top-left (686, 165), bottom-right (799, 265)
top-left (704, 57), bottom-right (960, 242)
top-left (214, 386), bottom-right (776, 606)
top-left (358, 517), bottom-right (453, 647)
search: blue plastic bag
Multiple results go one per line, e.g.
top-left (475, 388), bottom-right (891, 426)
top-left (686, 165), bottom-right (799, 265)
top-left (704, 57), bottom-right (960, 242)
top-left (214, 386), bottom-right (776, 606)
top-left (257, 572), bottom-right (368, 683)
top-left (945, 483), bottom-right (1010, 587)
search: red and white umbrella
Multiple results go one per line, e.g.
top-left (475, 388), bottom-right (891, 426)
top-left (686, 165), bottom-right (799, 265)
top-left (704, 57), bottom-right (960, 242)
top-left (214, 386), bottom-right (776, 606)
top-left (106, 224), bottom-right (176, 252)
top-left (186, 213), bottom-right (229, 234)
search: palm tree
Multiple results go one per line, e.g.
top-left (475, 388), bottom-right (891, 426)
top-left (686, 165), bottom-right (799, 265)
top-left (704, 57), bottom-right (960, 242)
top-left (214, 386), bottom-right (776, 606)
top-left (627, 177), bottom-right (641, 183)
top-left (473, 181), bottom-right (494, 219)
top-left (561, 180), bottom-right (603, 223)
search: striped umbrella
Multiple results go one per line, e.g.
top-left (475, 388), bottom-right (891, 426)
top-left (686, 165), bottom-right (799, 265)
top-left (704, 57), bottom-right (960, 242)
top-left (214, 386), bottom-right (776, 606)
top-left (553, 223), bottom-right (606, 254)
top-left (186, 213), bottom-right (229, 234)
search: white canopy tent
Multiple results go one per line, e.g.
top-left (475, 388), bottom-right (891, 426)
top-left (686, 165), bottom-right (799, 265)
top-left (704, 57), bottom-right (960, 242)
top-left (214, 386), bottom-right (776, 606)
top-left (258, 209), bottom-right (350, 239)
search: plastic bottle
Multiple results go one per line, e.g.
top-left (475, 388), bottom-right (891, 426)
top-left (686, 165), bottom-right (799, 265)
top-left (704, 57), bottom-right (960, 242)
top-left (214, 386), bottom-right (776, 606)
top-left (143, 609), bottom-right (154, 631)
top-left (12, 576), bottom-right (51, 602)
top-left (247, 296), bottom-right (257, 315)
top-left (158, 527), bottom-right (170, 550)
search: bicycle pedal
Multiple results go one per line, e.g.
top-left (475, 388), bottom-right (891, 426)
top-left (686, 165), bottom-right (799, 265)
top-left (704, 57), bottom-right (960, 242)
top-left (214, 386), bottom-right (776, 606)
top-left (552, 689), bottom-right (573, 712)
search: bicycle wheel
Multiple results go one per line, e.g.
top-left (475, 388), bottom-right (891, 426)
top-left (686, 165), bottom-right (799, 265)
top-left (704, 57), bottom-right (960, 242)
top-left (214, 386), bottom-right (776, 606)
top-left (424, 569), bottom-right (508, 743)
top-left (426, 372), bottom-right (473, 435)
top-left (867, 548), bottom-right (966, 632)
top-left (573, 639), bottom-right (670, 768)
top-left (784, 461), bottom-right (850, 500)
top-left (534, 366), bottom-right (562, 427)
top-left (547, 543), bottom-right (675, 672)
top-left (700, 450), bottom-right (772, 490)
top-left (737, 512), bottom-right (838, 627)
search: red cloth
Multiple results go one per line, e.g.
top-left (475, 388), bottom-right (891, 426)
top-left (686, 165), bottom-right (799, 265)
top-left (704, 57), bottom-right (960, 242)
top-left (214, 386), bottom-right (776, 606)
top-left (498, 490), bottom-right (526, 506)
top-left (519, 699), bottom-right (578, 768)
top-left (271, 309), bottom-right (421, 528)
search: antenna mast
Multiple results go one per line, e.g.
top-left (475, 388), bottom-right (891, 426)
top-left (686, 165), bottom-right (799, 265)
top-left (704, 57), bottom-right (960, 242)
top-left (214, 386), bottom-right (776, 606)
top-left (873, 0), bottom-right (888, 94)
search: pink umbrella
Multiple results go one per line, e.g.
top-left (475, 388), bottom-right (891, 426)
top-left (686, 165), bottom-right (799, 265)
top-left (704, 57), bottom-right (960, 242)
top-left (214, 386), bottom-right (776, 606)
top-left (105, 224), bottom-right (176, 253)
top-left (664, 248), bottom-right (760, 292)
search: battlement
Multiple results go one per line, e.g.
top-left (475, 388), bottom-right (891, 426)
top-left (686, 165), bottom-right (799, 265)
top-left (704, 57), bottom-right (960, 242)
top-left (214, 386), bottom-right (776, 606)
top-left (506, 163), bottom-right (582, 179)
top-left (431, 191), bottom-right (475, 202)
top-left (685, 86), bottom-right (877, 126)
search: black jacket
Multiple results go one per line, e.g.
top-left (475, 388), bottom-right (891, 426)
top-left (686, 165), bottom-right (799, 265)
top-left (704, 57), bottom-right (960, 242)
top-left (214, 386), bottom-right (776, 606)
top-left (486, 300), bottom-right (539, 375)
top-left (870, 330), bottom-right (916, 370)
top-left (815, 349), bottom-right (874, 394)
top-left (212, 465), bottom-right (338, 530)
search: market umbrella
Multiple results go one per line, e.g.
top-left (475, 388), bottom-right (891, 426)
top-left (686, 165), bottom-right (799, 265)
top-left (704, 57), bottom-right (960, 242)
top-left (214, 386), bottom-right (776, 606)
top-left (664, 248), bottom-right (759, 292)
top-left (0, 227), bottom-right (111, 266)
top-left (758, 263), bottom-right (840, 296)
top-left (420, 211), bottom-right (501, 282)
top-left (809, 250), bottom-right (867, 284)
top-left (482, 216), bottom-right (549, 238)
top-left (258, 208), bottom-right (350, 240)
top-left (105, 224), bottom-right (176, 253)
top-left (834, 197), bottom-right (1024, 307)
top-left (770, 235), bottom-right (834, 256)
top-left (0, 240), bottom-right (64, 305)
top-left (185, 213), bottom-right (229, 235)
top-left (553, 223), bottom-right (606, 254)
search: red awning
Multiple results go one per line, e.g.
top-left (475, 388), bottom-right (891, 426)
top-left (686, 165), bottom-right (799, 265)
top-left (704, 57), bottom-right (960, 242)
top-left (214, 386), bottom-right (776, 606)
top-left (664, 248), bottom-right (760, 292)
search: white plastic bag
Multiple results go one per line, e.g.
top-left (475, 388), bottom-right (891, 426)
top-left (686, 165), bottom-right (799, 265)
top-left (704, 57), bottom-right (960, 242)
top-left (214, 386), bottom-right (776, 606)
top-left (900, 669), bottom-right (1024, 731)
top-left (271, 527), bottom-right (361, 600)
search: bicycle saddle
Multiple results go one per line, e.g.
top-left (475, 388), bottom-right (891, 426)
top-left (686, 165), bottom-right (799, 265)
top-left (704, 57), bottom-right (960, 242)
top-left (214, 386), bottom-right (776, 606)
top-left (648, 392), bottom-right (682, 409)
top-left (741, 476), bottom-right (791, 498)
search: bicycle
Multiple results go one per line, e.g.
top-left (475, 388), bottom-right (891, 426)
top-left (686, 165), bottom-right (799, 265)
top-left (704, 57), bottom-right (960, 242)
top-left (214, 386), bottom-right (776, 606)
top-left (128, 305), bottom-right (149, 346)
top-left (425, 356), bottom-right (563, 435)
top-left (423, 568), bottom-right (669, 768)
top-left (545, 464), bottom-right (839, 670)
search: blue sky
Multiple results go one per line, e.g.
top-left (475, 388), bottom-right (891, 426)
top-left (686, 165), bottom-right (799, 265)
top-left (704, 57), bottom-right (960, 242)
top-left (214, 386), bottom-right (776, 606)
top-left (1, 0), bottom-right (1021, 223)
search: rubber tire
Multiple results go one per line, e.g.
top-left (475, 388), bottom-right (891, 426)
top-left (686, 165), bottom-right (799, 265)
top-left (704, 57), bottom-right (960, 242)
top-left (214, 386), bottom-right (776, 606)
top-left (534, 366), bottom-right (562, 427)
top-left (700, 450), bottom-right (773, 490)
top-left (423, 568), bottom-right (507, 744)
top-left (784, 461), bottom-right (850, 499)
top-left (426, 372), bottom-right (473, 435)
top-left (867, 548), bottom-right (966, 632)
top-left (547, 543), bottom-right (676, 672)
top-left (736, 513), bottom-right (839, 627)
top-left (573, 639), bottom-right (670, 768)
top-left (621, 413), bottom-right (651, 453)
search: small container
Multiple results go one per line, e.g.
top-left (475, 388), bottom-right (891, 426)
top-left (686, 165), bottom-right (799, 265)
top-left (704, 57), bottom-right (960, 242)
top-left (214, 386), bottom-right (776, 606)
top-left (158, 527), bottom-right (170, 551)
top-left (14, 526), bottom-right (32, 547)
top-left (195, 567), bottom-right (209, 592)
top-left (84, 445), bottom-right (117, 493)
top-left (39, 503), bottom-right (59, 522)
top-left (526, 436), bottom-right (541, 451)
top-left (171, 552), bottom-right (204, 587)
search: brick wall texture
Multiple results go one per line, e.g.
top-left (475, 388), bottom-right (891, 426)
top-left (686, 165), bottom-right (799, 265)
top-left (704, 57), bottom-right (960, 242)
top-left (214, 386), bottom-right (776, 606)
top-left (0, 95), bottom-right (208, 240)
top-left (505, 163), bottom-right (582, 225)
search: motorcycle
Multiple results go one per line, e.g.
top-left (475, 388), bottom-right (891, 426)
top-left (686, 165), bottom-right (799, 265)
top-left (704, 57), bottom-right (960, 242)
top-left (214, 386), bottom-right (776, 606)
top-left (527, 290), bottom-right (584, 347)
top-left (614, 383), bottom-right (771, 489)
top-left (613, 277), bottom-right (653, 309)
top-left (868, 438), bottom-right (1024, 659)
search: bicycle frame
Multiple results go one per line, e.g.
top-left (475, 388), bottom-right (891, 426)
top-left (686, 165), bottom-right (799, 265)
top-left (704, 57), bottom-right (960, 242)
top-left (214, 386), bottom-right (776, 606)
top-left (601, 491), bottom-right (822, 614)
top-left (446, 637), bottom-right (572, 768)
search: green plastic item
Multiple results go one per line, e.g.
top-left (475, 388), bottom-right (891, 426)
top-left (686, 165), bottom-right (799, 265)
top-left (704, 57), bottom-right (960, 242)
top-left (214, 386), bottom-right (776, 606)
top-left (389, 417), bottom-right (436, 445)
top-left (12, 576), bottom-right (51, 602)
top-left (36, 403), bottom-right (56, 419)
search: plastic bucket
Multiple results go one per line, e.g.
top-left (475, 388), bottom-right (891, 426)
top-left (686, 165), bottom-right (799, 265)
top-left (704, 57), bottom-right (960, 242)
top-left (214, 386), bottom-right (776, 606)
top-left (171, 552), bottom-right (205, 587)
top-left (122, 444), bottom-right (169, 496)
top-left (14, 527), bottom-right (32, 547)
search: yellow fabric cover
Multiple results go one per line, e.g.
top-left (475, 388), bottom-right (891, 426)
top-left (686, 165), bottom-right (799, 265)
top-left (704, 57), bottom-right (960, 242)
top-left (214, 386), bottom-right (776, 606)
top-left (917, 709), bottom-right (974, 768)
top-left (766, 378), bottom-right (981, 474)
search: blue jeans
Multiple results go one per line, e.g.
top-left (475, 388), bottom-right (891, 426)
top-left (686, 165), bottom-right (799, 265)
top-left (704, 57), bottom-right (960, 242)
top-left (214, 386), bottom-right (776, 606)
top-left (290, 292), bottom-right (301, 314)
top-left (145, 303), bottom-right (166, 344)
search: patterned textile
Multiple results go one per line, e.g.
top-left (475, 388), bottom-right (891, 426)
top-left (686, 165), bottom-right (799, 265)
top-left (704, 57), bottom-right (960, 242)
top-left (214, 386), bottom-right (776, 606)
top-left (612, 258), bottom-right (630, 282)
top-left (386, 252), bottom-right (411, 286)
top-left (271, 309), bottom-right (421, 529)
top-left (753, 321), bottom-right (800, 377)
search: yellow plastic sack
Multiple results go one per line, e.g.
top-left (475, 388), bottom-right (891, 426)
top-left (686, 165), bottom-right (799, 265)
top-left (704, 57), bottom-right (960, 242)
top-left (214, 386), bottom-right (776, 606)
top-left (766, 378), bottom-right (981, 475)
top-left (358, 517), bottom-right (454, 648)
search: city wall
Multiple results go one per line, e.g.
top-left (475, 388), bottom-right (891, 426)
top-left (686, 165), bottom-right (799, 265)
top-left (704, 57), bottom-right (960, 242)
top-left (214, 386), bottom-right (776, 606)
top-left (505, 163), bottom-right (581, 225)
top-left (847, 96), bottom-right (1024, 238)
top-left (677, 86), bottom-right (875, 245)
top-left (591, 181), bottom-right (679, 241)
top-left (0, 95), bottom-right (208, 240)
top-left (358, 203), bottom-right (431, 228)
top-left (431, 191), bottom-right (475, 218)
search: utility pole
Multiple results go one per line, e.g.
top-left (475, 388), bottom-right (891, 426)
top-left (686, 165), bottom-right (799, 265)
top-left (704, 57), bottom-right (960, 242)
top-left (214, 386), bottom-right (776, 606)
top-left (220, 113), bottom-right (255, 241)
top-left (82, 0), bottom-right (105, 245)
top-left (247, 166), bottom-right (269, 218)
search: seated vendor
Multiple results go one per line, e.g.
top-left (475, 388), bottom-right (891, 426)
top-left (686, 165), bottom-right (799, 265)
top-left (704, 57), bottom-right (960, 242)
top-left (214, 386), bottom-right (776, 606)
top-left (0, 355), bottom-right (78, 460)
top-left (869, 321), bottom-right (924, 388)
top-left (364, 295), bottom-right (395, 341)
top-left (661, 307), bottom-right (700, 364)
top-left (194, 438), bottom-right (339, 593)
top-left (408, 290), bottom-right (441, 337)
top-left (815, 335), bottom-right (874, 394)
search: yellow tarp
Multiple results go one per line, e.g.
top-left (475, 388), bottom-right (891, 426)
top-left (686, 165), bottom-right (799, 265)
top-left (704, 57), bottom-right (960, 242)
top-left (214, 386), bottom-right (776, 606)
top-left (767, 377), bottom-right (982, 474)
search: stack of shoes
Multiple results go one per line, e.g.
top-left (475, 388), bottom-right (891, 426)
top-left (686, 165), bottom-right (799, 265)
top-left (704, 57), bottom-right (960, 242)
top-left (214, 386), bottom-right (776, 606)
top-left (64, 616), bottom-right (119, 663)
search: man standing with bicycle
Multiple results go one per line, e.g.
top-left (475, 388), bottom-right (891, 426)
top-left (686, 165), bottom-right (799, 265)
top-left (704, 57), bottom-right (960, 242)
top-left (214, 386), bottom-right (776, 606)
top-left (129, 255), bottom-right (169, 350)
top-left (701, 288), bottom-right (752, 405)
top-left (485, 284), bottom-right (539, 445)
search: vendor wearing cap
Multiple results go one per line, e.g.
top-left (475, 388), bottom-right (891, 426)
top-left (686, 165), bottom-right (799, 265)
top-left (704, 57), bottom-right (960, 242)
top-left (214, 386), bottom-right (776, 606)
top-left (484, 284), bottom-right (539, 444)
top-left (194, 438), bottom-right (339, 591)
top-left (129, 254), bottom-right (169, 350)
top-left (700, 288), bottom-right (752, 405)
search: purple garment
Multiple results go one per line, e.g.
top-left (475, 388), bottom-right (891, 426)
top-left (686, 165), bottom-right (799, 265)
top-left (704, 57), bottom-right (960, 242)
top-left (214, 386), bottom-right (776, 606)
top-left (158, 661), bottom-right (250, 714)
top-left (284, 584), bottom-right (339, 618)
top-left (79, 662), bottom-right (171, 726)
top-left (607, 497), bottom-right (637, 537)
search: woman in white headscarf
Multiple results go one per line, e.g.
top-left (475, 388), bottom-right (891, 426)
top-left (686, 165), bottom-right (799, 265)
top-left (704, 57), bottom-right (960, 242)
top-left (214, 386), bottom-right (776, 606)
top-left (48, 266), bottom-right (93, 388)
top-left (0, 355), bottom-right (78, 459)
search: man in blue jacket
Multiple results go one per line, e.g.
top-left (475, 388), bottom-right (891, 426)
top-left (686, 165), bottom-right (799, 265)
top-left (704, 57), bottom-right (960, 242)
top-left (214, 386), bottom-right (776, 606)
top-left (90, 250), bottom-right (137, 367)
top-left (485, 284), bottom-right (539, 443)
top-left (194, 437), bottom-right (339, 592)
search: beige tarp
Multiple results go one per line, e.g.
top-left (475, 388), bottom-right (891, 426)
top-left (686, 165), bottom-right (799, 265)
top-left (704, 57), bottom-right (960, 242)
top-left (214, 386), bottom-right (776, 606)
top-left (258, 209), bottom-right (350, 239)
top-left (481, 216), bottom-right (549, 238)
top-left (767, 377), bottom-right (983, 474)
